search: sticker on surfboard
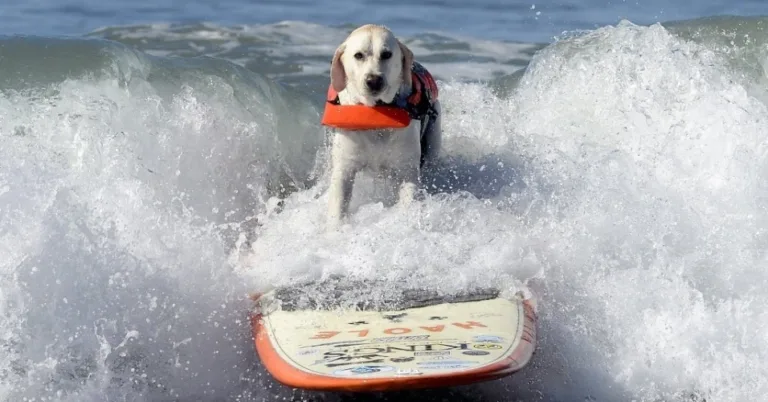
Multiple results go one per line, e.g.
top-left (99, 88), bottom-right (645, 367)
top-left (249, 280), bottom-right (537, 392)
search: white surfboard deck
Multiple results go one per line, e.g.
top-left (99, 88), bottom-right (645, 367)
top-left (250, 288), bottom-right (536, 392)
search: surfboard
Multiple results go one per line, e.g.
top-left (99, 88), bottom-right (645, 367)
top-left (249, 279), bottom-right (537, 392)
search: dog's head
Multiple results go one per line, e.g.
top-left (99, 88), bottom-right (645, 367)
top-left (330, 24), bottom-right (413, 106)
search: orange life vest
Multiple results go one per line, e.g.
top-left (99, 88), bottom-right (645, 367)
top-left (321, 61), bottom-right (439, 131)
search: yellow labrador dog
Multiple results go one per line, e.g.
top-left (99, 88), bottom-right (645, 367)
top-left (326, 24), bottom-right (442, 229)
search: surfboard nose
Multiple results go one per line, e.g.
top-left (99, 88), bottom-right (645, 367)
top-left (249, 279), bottom-right (537, 392)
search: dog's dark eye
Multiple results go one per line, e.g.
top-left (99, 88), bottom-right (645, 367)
top-left (354, 52), bottom-right (364, 60)
top-left (381, 51), bottom-right (392, 60)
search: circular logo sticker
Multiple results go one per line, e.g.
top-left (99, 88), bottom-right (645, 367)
top-left (463, 350), bottom-right (490, 356)
top-left (473, 343), bottom-right (502, 350)
top-left (333, 365), bottom-right (394, 376)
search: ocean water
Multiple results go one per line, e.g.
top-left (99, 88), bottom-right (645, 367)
top-left (2, 1), bottom-right (768, 401)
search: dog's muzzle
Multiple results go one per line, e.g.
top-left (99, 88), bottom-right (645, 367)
top-left (365, 74), bottom-right (385, 93)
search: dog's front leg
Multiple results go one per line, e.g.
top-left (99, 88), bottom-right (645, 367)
top-left (327, 166), bottom-right (355, 229)
top-left (391, 125), bottom-right (422, 208)
top-left (327, 134), bottom-right (358, 229)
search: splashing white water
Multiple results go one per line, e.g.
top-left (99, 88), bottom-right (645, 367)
top-left (0, 54), bottom-right (322, 401)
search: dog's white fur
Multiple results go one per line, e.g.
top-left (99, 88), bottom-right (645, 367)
top-left (326, 24), bottom-right (442, 229)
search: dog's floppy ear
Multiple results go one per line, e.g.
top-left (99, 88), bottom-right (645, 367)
top-left (330, 43), bottom-right (346, 92)
top-left (397, 39), bottom-right (413, 89)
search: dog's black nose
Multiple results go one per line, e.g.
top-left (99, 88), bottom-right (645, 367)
top-left (365, 75), bottom-right (384, 92)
